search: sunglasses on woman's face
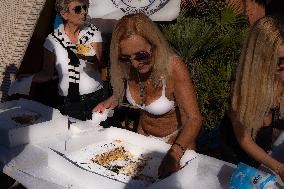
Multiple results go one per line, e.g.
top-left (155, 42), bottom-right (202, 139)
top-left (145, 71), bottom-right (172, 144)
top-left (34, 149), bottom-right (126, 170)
top-left (119, 51), bottom-right (152, 64)
top-left (71, 4), bottom-right (87, 14)
top-left (278, 57), bottom-right (284, 66)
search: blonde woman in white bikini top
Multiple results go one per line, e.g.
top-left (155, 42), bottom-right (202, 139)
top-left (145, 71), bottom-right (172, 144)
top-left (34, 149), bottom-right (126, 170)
top-left (93, 13), bottom-right (202, 179)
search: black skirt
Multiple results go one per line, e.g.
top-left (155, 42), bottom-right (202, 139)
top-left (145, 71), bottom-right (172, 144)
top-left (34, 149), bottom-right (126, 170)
top-left (58, 88), bottom-right (106, 121)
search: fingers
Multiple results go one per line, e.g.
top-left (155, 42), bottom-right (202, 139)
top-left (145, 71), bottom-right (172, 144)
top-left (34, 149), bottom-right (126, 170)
top-left (166, 133), bottom-right (178, 144)
top-left (280, 166), bottom-right (284, 182)
top-left (92, 97), bottom-right (114, 113)
top-left (158, 153), bottom-right (180, 179)
top-left (92, 103), bottom-right (106, 113)
top-left (137, 125), bottom-right (148, 136)
top-left (158, 163), bottom-right (175, 179)
top-left (158, 162), bottom-right (167, 179)
top-left (158, 167), bottom-right (171, 179)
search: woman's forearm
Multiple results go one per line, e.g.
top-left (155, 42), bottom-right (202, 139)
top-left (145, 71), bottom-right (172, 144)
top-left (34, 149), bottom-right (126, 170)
top-left (174, 117), bottom-right (201, 151)
top-left (239, 135), bottom-right (282, 172)
top-left (233, 119), bottom-right (283, 172)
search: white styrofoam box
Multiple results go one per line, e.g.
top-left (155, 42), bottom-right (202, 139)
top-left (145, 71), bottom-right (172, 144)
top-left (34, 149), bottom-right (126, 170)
top-left (68, 120), bottom-right (103, 137)
top-left (0, 99), bottom-right (68, 148)
top-left (46, 126), bottom-right (198, 189)
top-left (0, 98), bottom-right (64, 120)
top-left (148, 158), bottom-right (199, 189)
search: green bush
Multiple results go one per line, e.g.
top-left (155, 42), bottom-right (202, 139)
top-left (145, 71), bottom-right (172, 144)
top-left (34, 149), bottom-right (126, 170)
top-left (161, 2), bottom-right (249, 130)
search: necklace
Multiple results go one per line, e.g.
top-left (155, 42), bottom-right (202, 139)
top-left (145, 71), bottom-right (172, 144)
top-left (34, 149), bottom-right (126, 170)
top-left (137, 73), bottom-right (146, 106)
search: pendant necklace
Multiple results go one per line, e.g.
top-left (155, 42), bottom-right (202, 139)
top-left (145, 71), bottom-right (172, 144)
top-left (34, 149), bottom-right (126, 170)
top-left (137, 73), bottom-right (146, 106)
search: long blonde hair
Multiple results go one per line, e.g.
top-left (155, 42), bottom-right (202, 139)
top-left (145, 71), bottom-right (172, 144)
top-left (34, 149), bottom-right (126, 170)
top-left (231, 16), bottom-right (284, 137)
top-left (110, 13), bottom-right (174, 104)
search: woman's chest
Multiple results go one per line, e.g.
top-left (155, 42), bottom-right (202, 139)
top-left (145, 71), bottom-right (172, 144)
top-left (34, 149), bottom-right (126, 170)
top-left (128, 79), bottom-right (175, 105)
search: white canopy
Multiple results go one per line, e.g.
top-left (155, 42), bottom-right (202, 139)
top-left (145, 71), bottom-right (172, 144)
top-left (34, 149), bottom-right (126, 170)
top-left (88, 0), bottom-right (181, 21)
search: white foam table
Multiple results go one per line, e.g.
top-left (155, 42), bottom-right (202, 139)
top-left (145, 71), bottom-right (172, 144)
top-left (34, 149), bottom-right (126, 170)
top-left (0, 123), bottom-right (236, 189)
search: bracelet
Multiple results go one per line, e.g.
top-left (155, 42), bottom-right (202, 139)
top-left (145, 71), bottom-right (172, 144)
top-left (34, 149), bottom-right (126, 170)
top-left (275, 164), bottom-right (283, 174)
top-left (173, 142), bottom-right (186, 154)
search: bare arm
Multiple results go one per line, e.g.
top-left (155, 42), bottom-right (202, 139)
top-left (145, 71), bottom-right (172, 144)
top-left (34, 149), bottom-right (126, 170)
top-left (92, 95), bottom-right (118, 113)
top-left (232, 117), bottom-right (284, 179)
top-left (32, 48), bottom-right (55, 83)
top-left (171, 57), bottom-right (202, 153)
top-left (158, 57), bottom-right (202, 178)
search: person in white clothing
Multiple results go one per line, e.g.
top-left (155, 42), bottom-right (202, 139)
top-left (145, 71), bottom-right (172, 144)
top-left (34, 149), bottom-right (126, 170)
top-left (19, 0), bottom-right (105, 121)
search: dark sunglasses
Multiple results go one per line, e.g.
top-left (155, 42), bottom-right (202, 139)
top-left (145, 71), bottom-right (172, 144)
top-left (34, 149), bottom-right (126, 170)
top-left (119, 51), bottom-right (152, 64)
top-left (72, 4), bottom-right (87, 14)
top-left (278, 57), bottom-right (284, 66)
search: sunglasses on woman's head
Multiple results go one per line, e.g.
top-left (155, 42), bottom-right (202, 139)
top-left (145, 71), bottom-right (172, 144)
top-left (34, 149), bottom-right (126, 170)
top-left (119, 51), bottom-right (152, 64)
top-left (72, 4), bottom-right (87, 14)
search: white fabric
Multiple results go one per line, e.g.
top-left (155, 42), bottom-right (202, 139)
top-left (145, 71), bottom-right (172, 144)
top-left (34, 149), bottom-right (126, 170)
top-left (43, 24), bottom-right (103, 96)
top-left (88, 0), bottom-right (181, 21)
top-left (126, 79), bottom-right (175, 116)
top-left (148, 129), bottom-right (180, 143)
top-left (8, 75), bottom-right (34, 96)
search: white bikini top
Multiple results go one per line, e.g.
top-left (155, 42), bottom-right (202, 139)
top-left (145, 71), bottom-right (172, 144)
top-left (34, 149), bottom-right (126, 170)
top-left (126, 80), bottom-right (175, 116)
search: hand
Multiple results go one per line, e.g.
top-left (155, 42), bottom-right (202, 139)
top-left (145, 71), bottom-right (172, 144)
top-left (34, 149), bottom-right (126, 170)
top-left (92, 97), bottom-right (114, 113)
top-left (137, 124), bottom-right (148, 136)
top-left (158, 146), bottom-right (182, 179)
top-left (92, 101), bottom-right (107, 113)
top-left (278, 164), bottom-right (284, 182)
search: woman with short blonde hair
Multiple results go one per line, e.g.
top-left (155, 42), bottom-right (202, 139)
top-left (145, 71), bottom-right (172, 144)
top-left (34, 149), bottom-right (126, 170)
top-left (19, 0), bottom-right (104, 120)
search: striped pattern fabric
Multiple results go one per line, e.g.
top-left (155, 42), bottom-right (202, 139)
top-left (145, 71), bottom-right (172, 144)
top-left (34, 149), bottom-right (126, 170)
top-left (0, 0), bottom-right (46, 101)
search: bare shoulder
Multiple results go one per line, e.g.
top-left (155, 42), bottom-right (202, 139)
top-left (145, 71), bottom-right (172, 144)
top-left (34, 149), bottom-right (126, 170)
top-left (170, 56), bottom-right (191, 82)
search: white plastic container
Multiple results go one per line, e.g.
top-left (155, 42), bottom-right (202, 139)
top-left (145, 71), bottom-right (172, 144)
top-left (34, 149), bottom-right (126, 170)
top-left (46, 126), bottom-right (198, 189)
top-left (0, 99), bottom-right (68, 147)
